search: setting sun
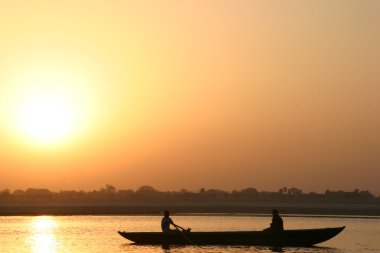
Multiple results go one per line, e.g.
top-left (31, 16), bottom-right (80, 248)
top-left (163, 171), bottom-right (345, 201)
top-left (15, 91), bottom-right (75, 143)
top-left (2, 64), bottom-right (95, 147)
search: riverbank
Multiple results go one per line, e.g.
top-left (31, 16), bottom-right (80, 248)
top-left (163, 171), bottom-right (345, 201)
top-left (1, 200), bottom-right (379, 216)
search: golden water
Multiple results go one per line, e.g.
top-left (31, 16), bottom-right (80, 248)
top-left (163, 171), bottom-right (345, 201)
top-left (0, 215), bottom-right (379, 252)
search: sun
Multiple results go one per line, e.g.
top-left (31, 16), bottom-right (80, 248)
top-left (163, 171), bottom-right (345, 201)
top-left (16, 91), bottom-right (75, 143)
top-left (2, 65), bottom-right (94, 147)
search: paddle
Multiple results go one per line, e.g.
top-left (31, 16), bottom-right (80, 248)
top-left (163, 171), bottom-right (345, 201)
top-left (173, 224), bottom-right (194, 244)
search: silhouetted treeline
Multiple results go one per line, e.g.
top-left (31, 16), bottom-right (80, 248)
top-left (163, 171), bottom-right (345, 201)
top-left (0, 185), bottom-right (379, 203)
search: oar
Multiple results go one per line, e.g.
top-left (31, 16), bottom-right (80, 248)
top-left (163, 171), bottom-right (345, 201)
top-left (174, 224), bottom-right (194, 245)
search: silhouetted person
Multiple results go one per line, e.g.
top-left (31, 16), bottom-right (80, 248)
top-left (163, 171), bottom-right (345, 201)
top-left (161, 210), bottom-right (188, 233)
top-left (264, 209), bottom-right (284, 231)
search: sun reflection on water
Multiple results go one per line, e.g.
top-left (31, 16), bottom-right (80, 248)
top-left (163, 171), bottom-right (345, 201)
top-left (28, 216), bottom-right (59, 253)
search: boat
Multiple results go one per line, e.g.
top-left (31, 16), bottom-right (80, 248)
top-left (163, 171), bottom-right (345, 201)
top-left (118, 226), bottom-right (345, 246)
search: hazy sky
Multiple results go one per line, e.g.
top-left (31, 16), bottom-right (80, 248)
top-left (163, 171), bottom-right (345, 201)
top-left (0, 1), bottom-right (379, 194)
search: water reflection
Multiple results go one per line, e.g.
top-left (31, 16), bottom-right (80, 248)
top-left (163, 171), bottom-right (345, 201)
top-left (28, 216), bottom-right (59, 253)
top-left (120, 244), bottom-right (341, 253)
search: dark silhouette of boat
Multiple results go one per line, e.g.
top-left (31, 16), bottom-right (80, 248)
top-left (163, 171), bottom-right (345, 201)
top-left (118, 226), bottom-right (345, 246)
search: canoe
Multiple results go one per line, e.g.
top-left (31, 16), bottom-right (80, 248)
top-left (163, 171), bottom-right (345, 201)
top-left (118, 226), bottom-right (345, 246)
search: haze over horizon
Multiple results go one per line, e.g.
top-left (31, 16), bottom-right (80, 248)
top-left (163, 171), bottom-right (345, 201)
top-left (1, 1), bottom-right (379, 194)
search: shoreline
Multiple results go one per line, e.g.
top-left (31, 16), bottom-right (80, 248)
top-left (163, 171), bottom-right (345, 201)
top-left (1, 201), bottom-right (380, 216)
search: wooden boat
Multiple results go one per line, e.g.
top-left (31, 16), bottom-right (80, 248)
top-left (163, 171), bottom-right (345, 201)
top-left (118, 226), bottom-right (345, 246)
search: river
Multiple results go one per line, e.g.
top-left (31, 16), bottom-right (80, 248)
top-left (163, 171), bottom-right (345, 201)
top-left (0, 215), bottom-right (379, 252)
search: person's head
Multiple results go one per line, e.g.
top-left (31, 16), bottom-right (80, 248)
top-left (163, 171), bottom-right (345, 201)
top-left (272, 209), bottom-right (279, 217)
top-left (164, 210), bottom-right (170, 217)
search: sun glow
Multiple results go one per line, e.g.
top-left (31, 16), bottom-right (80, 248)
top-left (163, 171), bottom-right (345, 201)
top-left (16, 92), bottom-right (75, 143)
top-left (3, 65), bottom-right (95, 147)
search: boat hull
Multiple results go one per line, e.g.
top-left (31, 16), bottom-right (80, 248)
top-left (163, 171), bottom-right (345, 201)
top-left (118, 226), bottom-right (345, 246)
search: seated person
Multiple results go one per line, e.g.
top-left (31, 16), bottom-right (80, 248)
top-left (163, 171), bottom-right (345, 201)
top-left (264, 209), bottom-right (284, 231)
top-left (161, 210), bottom-right (188, 233)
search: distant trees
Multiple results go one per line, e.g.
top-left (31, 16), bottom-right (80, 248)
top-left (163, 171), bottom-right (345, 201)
top-left (0, 185), bottom-right (378, 203)
top-left (0, 189), bottom-right (11, 200)
top-left (231, 187), bottom-right (258, 199)
top-left (324, 189), bottom-right (375, 201)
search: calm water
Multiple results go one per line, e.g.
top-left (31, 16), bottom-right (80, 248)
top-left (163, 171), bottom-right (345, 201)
top-left (0, 215), bottom-right (379, 253)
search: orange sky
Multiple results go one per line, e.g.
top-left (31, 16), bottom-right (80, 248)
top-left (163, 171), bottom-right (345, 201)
top-left (0, 1), bottom-right (379, 194)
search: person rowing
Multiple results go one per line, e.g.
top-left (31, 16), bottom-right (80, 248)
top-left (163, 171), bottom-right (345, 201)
top-left (161, 210), bottom-right (190, 233)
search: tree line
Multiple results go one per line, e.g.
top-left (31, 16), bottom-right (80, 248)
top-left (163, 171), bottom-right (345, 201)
top-left (0, 185), bottom-right (379, 203)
